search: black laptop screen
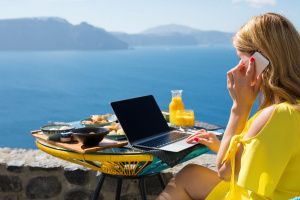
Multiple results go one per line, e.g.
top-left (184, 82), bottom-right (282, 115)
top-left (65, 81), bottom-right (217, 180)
top-left (110, 95), bottom-right (170, 142)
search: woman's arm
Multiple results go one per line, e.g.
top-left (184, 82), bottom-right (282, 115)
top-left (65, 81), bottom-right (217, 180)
top-left (216, 106), bottom-right (251, 181)
top-left (219, 104), bottom-right (276, 181)
top-left (216, 57), bottom-right (262, 181)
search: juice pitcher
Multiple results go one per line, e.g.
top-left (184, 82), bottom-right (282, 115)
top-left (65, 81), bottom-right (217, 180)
top-left (169, 90), bottom-right (184, 124)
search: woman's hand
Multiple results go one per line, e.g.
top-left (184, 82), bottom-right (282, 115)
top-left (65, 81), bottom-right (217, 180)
top-left (227, 57), bottom-right (262, 111)
top-left (186, 129), bottom-right (221, 154)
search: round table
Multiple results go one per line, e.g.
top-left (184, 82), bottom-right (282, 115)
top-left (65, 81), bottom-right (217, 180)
top-left (35, 119), bottom-right (224, 200)
top-left (36, 138), bottom-right (211, 200)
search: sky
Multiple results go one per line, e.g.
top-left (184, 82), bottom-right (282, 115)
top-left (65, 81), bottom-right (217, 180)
top-left (0, 0), bottom-right (299, 34)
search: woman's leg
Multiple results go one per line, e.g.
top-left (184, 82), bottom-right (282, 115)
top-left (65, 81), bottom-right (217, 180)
top-left (156, 164), bottom-right (221, 200)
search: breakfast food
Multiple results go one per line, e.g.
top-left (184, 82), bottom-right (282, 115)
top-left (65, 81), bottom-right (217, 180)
top-left (104, 122), bottom-right (125, 136)
top-left (117, 129), bottom-right (125, 135)
top-left (81, 114), bottom-right (109, 125)
top-left (49, 126), bottom-right (71, 131)
top-left (91, 115), bottom-right (107, 121)
top-left (103, 122), bottom-right (121, 131)
top-left (59, 126), bottom-right (71, 130)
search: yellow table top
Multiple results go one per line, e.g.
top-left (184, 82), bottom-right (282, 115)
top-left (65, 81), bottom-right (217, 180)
top-left (35, 120), bottom-right (224, 176)
top-left (36, 138), bottom-right (211, 176)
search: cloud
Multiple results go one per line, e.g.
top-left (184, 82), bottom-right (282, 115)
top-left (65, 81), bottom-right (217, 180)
top-left (232, 0), bottom-right (277, 8)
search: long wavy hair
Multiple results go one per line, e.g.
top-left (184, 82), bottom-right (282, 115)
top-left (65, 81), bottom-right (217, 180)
top-left (233, 13), bottom-right (300, 110)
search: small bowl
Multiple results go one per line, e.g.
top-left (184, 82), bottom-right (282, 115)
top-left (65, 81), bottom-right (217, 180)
top-left (72, 127), bottom-right (109, 146)
top-left (41, 124), bottom-right (75, 141)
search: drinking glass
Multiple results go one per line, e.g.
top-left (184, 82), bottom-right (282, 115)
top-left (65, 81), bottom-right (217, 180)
top-left (175, 109), bottom-right (195, 127)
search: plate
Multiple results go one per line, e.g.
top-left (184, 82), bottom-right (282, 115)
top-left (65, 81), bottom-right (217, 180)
top-left (80, 116), bottom-right (117, 127)
top-left (105, 134), bottom-right (126, 140)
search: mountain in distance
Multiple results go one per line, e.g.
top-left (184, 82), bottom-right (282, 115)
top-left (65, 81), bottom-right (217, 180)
top-left (0, 17), bottom-right (128, 50)
top-left (0, 18), bottom-right (233, 50)
top-left (112, 24), bottom-right (234, 47)
top-left (112, 31), bottom-right (198, 46)
top-left (141, 24), bottom-right (202, 35)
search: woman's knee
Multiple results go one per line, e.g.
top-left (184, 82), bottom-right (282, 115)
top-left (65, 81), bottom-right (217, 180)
top-left (175, 164), bottom-right (207, 183)
top-left (171, 164), bottom-right (219, 199)
top-left (178, 164), bottom-right (207, 176)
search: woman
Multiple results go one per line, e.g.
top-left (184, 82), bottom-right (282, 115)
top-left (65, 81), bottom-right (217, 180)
top-left (157, 13), bottom-right (300, 200)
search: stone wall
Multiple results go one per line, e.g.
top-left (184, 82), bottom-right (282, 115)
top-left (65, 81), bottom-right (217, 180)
top-left (0, 148), bottom-right (216, 200)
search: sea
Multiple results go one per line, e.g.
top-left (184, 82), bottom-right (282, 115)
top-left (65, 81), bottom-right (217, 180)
top-left (0, 45), bottom-right (259, 149)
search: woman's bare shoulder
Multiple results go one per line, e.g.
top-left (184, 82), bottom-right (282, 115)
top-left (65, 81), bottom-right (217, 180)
top-left (243, 104), bottom-right (277, 139)
top-left (259, 104), bottom-right (278, 119)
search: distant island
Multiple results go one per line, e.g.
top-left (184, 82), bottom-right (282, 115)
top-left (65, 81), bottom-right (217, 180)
top-left (0, 17), bottom-right (128, 51)
top-left (0, 17), bottom-right (234, 51)
top-left (112, 24), bottom-right (234, 47)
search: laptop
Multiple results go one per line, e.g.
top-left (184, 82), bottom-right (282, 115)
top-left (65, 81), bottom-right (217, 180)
top-left (110, 95), bottom-right (198, 152)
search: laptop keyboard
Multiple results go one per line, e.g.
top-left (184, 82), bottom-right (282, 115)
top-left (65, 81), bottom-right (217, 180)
top-left (137, 131), bottom-right (191, 148)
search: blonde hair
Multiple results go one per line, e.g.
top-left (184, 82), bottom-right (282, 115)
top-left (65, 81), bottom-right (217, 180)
top-left (233, 13), bottom-right (300, 110)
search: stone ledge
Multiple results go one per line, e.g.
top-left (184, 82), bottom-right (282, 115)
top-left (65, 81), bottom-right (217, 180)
top-left (0, 147), bottom-right (216, 200)
top-left (0, 148), bottom-right (79, 169)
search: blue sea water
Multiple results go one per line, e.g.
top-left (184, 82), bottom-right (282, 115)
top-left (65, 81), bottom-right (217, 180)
top-left (0, 45), bottom-right (258, 149)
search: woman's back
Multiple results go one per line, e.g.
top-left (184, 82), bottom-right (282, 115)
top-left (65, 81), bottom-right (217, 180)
top-left (272, 103), bottom-right (300, 198)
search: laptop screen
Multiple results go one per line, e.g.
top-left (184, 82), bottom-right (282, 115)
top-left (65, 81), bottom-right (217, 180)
top-left (110, 95), bottom-right (170, 143)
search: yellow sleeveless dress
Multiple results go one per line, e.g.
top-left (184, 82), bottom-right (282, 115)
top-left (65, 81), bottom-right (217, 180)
top-left (206, 102), bottom-right (300, 200)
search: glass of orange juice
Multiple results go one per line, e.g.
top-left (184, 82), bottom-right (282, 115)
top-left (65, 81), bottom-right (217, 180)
top-left (175, 109), bottom-right (195, 127)
top-left (183, 109), bottom-right (195, 127)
